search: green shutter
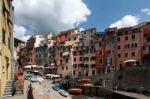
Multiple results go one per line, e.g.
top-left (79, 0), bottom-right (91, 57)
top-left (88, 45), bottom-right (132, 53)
top-left (112, 39), bottom-right (115, 44)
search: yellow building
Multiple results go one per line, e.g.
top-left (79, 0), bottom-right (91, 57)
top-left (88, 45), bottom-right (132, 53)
top-left (0, 0), bottom-right (14, 97)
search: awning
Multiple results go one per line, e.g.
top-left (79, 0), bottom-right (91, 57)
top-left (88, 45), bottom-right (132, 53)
top-left (25, 65), bottom-right (31, 68)
top-left (123, 59), bottom-right (138, 63)
top-left (45, 66), bottom-right (56, 68)
top-left (51, 63), bottom-right (55, 66)
top-left (33, 70), bottom-right (39, 72)
top-left (36, 66), bottom-right (44, 68)
top-left (63, 52), bottom-right (69, 56)
top-left (32, 65), bottom-right (37, 68)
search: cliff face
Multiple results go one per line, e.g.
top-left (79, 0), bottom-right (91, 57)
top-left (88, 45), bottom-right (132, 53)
top-left (113, 66), bottom-right (150, 91)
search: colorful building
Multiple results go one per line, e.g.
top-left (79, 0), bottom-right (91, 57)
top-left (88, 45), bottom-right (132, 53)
top-left (25, 35), bottom-right (45, 65)
top-left (56, 29), bottom-right (78, 77)
top-left (81, 28), bottom-right (97, 76)
top-left (116, 27), bottom-right (142, 68)
top-left (103, 28), bottom-right (117, 73)
top-left (142, 22), bottom-right (150, 65)
top-left (0, 0), bottom-right (14, 97)
top-left (95, 33), bottom-right (106, 74)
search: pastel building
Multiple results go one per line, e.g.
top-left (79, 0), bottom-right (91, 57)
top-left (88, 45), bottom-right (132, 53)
top-left (0, 0), bottom-right (14, 97)
top-left (81, 28), bottom-right (97, 76)
top-left (72, 34), bottom-right (85, 76)
top-left (116, 27), bottom-right (142, 68)
top-left (95, 33), bottom-right (106, 74)
top-left (140, 22), bottom-right (150, 65)
top-left (104, 28), bottom-right (117, 72)
top-left (56, 29), bottom-right (78, 77)
top-left (25, 35), bottom-right (45, 65)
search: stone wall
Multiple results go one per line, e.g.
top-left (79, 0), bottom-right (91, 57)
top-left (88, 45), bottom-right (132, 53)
top-left (113, 66), bottom-right (150, 92)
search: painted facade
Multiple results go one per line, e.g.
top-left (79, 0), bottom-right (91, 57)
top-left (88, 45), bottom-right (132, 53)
top-left (95, 33), bottom-right (106, 74)
top-left (56, 29), bottom-right (78, 77)
top-left (103, 28), bottom-right (117, 72)
top-left (0, 0), bottom-right (14, 96)
top-left (81, 28), bottom-right (97, 76)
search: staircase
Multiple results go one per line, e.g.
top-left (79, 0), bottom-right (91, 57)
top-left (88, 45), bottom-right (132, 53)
top-left (2, 80), bottom-right (23, 98)
top-left (2, 80), bottom-right (13, 98)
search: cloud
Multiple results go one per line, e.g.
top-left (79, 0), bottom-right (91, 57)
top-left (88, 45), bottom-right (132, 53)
top-left (14, 24), bottom-right (31, 41)
top-left (109, 15), bottom-right (139, 29)
top-left (141, 8), bottom-right (150, 15)
top-left (12, 0), bottom-right (91, 35)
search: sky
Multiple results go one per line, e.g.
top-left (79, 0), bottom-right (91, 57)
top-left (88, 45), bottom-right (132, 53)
top-left (12, 0), bottom-right (150, 41)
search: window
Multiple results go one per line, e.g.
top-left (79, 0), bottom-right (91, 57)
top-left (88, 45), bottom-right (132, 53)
top-left (125, 44), bottom-right (128, 49)
top-left (66, 66), bottom-right (68, 70)
top-left (73, 52), bottom-right (76, 56)
top-left (99, 59), bottom-right (102, 64)
top-left (73, 64), bottom-right (77, 68)
top-left (8, 37), bottom-right (11, 49)
top-left (131, 44), bottom-right (134, 48)
top-left (112, 39), bottom-right (115, 44)
top-left (132, 52), bottom-right (135, 57)
top-left (117, 37), bottom-right (120, 41)
top-left (60, 59), bottom-right (62, 64)
top-left (118, 46), bottom-right (120, 50)
top-left (73, 71), bottom-right (75, 75)
top-left (99, 42), bottom-right (102, 47)
top-left (135, 43), bottom-right (137, 48)
top-left (80, 51), bottom-right (82, 55)
top-left (60, 53), bottom-right (62, 57)
top-left (62, 67), bottom-right (64, 70)
top-left (125, 36), bottom-right (128, 40)
top-left (91, 64), bottom-right (96, 68)
top-left (128, 44), bottom-right (130, 48)
top-left (90, 57), bottom-right (96, 60)
top-left (76, 47), bottom-right (79, 50)
top-left (66, 59), bottom-right (68, 62)
top-left (92, 70), bottom-right (95, 75)
top-left (106, 40), bottom-right (109, 45)
top-left (118, 54), bottom-right (121, 58)
top-left (107, 50), bottom-right (111, 54)
top-left (125, 53), bottom-right (128, 57)
top-left (143, 46), bottom-right (145, 50)
top-left (2, 28), bottom-right (5, 44)
top-left (74, 58), bottom-right (76, 62)
top-left (99, 51), bottom-right (102, 55)
top-left (79, 57), bottom-right (82, 61)
top-left (131, 35), bottom-right (135, 40)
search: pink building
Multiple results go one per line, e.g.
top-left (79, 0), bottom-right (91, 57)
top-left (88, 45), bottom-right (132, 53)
top-left (72, 42), bottom-right (84, 76)
top-left (116, 27), bottom-right (143, 68)
top-left (104, 28), bottom-right (117, 72)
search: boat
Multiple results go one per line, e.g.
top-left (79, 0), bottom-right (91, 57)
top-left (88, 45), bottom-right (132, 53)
top-left (69, 88), bottom-right (82, 94)
top-left (52, 86), bottom-right (60, 91)
top-left (82, 83), bottom-right (94, 87)
top-left (58, 90), bottom-right (69, 97)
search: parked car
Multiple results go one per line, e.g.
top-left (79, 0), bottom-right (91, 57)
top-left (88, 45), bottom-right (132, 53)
top-left (58, 90), bottom-right (69, 97)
